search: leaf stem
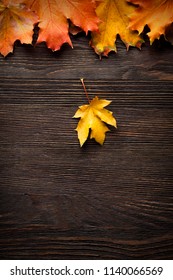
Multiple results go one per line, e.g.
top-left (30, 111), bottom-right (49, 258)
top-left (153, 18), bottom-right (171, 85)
top-left (80, 78), bottom-right (90, 103)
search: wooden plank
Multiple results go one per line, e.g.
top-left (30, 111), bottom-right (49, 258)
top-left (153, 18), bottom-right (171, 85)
top-left (0, 37), bottom-right (173, 81)
top-left (0, 37), bottom-right (173, 259)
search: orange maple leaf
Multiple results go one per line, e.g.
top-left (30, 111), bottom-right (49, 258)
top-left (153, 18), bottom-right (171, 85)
top-left (0, 0), bottom-right (38, 56)
top-left (27, 0), bottom-right (99, 51)
top-left (128, 0), bottom-right (173, 43)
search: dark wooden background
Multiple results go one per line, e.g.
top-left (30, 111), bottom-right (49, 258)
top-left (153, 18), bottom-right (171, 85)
top-left (0, 34), bottom-right (173, 259)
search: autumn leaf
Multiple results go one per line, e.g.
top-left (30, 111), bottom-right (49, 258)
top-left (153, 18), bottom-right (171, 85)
top-left (128, 0), bottom-right (173, 43)
top-left (26, 0), bottom-right (99, 51)
top-left (0, 0), bottom-right (38, 57)
top-left (91, 0), bottom-right (143, 56)
top-left (73, 79), bottom-right (117, 146)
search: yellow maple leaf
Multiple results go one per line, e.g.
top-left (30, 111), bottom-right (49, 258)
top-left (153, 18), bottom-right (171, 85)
top-left (128, 0), bottom-right (173, 43)
top-left (26, 0), bottom-right (99, 51)
top-left (73, 96), bottom-right (117, 146)
top-left (73, 80), bottom-right (117, 146)
top-left (0, 0), bottom-right (38, 57)
top-left (91, 0), bottom-right (143, 56)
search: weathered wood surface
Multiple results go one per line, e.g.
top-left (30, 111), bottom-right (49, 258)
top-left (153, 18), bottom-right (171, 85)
top-left (0, 36), bottom-right (173, 259)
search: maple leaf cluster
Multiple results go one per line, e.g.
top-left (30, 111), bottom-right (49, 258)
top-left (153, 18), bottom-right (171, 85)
top-left (0, 0), bottom-right (172, 57)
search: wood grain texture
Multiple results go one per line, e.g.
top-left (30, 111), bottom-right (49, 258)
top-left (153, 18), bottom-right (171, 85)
top-left (0, 36), bottom-right (173, 259)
